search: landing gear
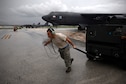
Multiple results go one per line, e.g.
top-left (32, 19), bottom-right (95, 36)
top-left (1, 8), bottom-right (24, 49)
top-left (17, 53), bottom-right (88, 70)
top-left (78, 26), bottom-right (81, 30)
top-left (13, 26), bottom-right (18, 32)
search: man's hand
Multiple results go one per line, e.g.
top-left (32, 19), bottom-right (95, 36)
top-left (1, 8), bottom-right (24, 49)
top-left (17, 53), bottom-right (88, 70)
top-left (73, 45), bottom-right (76, 49)
top-left (44, 43), bottom-right (47, 46)
top-left (43, 39), bottom-right (51, 46)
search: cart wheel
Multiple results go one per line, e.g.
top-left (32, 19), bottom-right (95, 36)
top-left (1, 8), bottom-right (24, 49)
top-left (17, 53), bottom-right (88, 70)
top-left (86, 54), bottom-right (94, 60)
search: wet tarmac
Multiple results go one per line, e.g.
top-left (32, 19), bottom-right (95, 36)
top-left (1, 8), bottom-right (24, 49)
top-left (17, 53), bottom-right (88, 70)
top-left (0, 28), bottom-right (126, 84)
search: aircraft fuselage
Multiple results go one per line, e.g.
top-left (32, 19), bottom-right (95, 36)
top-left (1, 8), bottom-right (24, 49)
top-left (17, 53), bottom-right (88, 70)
top-left (42, 12), bottom-right (86, 25)
top-left (42, 12), bottom-right (126, 26)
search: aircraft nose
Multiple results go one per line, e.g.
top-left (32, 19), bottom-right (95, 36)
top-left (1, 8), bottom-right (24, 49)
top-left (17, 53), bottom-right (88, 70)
top-left (42, 15), bottom-right (48, 21)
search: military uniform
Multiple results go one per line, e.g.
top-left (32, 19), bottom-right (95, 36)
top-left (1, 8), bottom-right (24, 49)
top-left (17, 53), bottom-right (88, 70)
top-left (52, 33), bottom-right (73, 68)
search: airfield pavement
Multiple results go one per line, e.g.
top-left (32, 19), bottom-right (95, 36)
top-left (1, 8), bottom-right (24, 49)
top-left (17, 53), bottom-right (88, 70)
top-left (0, 28), bottom-right (126, 84)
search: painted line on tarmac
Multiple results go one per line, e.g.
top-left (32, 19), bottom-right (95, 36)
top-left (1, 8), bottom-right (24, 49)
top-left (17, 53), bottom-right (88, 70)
top-left (1, 34), bottom-right (11, 39)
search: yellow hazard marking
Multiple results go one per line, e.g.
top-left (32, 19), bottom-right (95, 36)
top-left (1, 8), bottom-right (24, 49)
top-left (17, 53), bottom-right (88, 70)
top-left (1, 34), bottom-right (11, 39)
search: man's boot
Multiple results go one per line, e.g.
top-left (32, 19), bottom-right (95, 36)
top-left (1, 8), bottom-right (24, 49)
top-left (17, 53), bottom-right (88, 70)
top-left (66, 67), bottom-right (71, 73)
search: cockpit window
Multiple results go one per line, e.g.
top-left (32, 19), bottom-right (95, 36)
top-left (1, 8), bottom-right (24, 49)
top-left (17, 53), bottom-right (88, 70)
top-left (59, 16), bottom-right (62, 19)
top-left (52, 15), bottom-right (56, 18)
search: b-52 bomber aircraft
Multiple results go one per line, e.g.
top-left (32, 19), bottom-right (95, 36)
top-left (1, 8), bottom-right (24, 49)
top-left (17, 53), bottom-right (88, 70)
top-left (42, 11), bottom-right (126, 30)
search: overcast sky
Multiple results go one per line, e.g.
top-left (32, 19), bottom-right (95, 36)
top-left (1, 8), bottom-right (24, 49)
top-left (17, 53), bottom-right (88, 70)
top-left (0, 0), bottom-right (126, 25)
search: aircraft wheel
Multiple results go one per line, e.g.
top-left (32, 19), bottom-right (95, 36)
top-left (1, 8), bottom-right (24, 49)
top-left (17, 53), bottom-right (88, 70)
top-left (78, 26), bottom-right (81, 30)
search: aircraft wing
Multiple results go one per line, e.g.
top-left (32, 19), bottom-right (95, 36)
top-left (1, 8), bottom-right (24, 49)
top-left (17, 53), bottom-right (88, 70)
top-left (80, 14), bottom-right (123, 18)
top-left (80, 14), bottom-right (125, 20)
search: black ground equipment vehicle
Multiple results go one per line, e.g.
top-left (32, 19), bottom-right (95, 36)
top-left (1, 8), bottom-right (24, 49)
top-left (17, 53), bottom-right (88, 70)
top-left (86, 25), bottom-right (126, 61)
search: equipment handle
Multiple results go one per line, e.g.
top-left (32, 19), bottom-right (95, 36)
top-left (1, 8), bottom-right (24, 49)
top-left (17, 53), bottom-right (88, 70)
top-left (74, 48), bottom-right (87, 54)
top-left (74, 48), bottom-right (94, 57)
